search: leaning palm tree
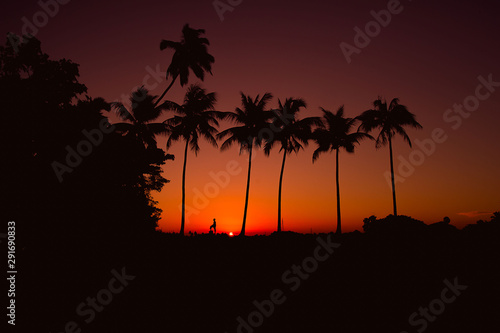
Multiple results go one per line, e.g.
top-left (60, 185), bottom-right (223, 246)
top-left (217, 92), bottom-right (274, 236)
top-left (155, 24), bottom-right (215, 106)
top-left (163, 84), bottom-right (223, 235)
top-left (112, 87), bottom-right (170, 149)
top-left (313, 106), bottom-right (372, 234)
top-left (264, 98), bottom-right (322, 232)
top-left (357, 98), bottom-right (422, 216)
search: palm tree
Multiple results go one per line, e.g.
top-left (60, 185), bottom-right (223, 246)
top-left (112, 87), bottom-right (170, 149)
top-left (217, 92), bottom-right (274, 236)
top-left (155, 24), bottom-right (215, 106)
top-left (264, 98), bottom-right (322, 232)
top-left (313, 106), bottom-right (371, 234)
top-left (163, 84), bottom-right (222, 235)
top-left (357, 98), bottom-right (422, 216)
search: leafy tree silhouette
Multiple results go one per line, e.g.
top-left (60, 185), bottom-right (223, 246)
top-left (312, 106), bottom-right (372, 234)
top-left (163, 84), bottom-right (223, 235)
top-left (112, 87), bottom-right (171, 149)
top-left (1, 34), bottom-right (171, 245)
top-left (264, 98), bottom-right (322, 232)
top-left (362, 215), bottom-right (378, 232)
top-left (155, 24), bottom-right (214, 106)
top-left (357, 98), bottom-right (422, 216)
top-left (217, 92), bottom-right (274, 236)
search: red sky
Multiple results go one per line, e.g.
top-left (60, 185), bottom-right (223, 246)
top-left (2, 0), bottom-right (499, 234)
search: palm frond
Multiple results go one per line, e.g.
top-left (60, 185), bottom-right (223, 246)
top-left (111, 102), bottom-right (135, 122)
top-left (357, 97), bottom-right (422, 148)
top-left (160, 39), bottom-right (181, 51)
top-left (147, 122), bottom-right (170, 136)
top-left (160, 100), bottom-right (183, 112)
top-left (113, 122), bottom-right (134, 134)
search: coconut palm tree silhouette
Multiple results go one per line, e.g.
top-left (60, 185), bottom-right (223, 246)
top-left (313, 106), bottom-right (372, 234)
top-left (163, 84), bottom-right (222, 235)
top-left (264, 98), bottom-right (322, 232)
top-left (155, 24), bottom-right (214, 106)
top-left (357, 98), bottom-right (422, 216)
top-left (112, 87), bottom-right (170, 149)
top-left (217, 92), bottom-right (274, 236)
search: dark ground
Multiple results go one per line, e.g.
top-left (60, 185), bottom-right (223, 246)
top-left (14, 220), bottom-right (500, 333)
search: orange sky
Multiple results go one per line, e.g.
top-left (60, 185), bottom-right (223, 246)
top-left (2, 0), bottom-right (499, 234)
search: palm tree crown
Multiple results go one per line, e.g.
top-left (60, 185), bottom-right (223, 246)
top-left (313, 106), bottom-right (369, 160)
top-left (264, 98), bottom-right (322, 232)
top-left (357, 97), bottom-right (422, 216)
top-left (264, 98), bottom-right (321, 154)
top-left (313, 106), bottom-right (372, 234)
top-left (357, 98), bottom-right (422, 148)
top-left (156, 24), bottom-right (214, 105)
top-left (112, 87), bottom-right (170, 149)
top-left (217, 92), bottom-right (274, 236)
top-left (164, 84), bottom-right (220, 153)
top-left (163, 84), bottom-right (222, 235)
top-left (218, 92), bottom-right (275, 151)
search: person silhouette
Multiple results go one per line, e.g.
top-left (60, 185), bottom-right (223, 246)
top-left (210, 218), bottom-right (217, 234)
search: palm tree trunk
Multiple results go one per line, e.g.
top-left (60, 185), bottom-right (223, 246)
top-left (154, 73), bottom-right (179, 107)
top-left (389, 136), bottom-right (398, 216)
top-left (241, 143), bottom-right (253, 236)
top-left (180, 138), bottom-right (189, 235)
top-left (277, 150), bottom-right (287, 232)
top-left (335, 148), bottom-right (342, 235)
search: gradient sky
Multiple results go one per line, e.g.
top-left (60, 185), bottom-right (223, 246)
top-left (2, 0), bottom-right (499, 234)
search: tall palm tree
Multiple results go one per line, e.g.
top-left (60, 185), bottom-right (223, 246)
top-left (264, 98), bottom-right (322, 232)
top-left (357, 98), bottom-right (422, 216)
top-left (112, 87), bottom-right (170, 149)
top-left (313, 106), bottom-right (371, 234)
top-left (155, 24), bottom-right (215, 106)
top-left (163, 84), bottom-right (222, 235)
top-left (217, 92), bottom-right (274, 236)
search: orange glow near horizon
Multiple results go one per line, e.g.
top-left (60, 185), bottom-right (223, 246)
top-left (154, 112), bottom-right (500, 235)
top-left (3, 0), bottom-right (497, 234)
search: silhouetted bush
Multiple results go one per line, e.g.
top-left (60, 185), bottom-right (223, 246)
top-left (362, 214), bottom-right (427, 235)
top-left (462, 212), bottom-right (500, 234)
top-left (1, 35), bottom-right (171, 249)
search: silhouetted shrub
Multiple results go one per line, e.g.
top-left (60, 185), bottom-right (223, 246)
top-left (1, 35), bottom-right (171, 249)
top-left (362, 214), bottom-right (427, 235)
